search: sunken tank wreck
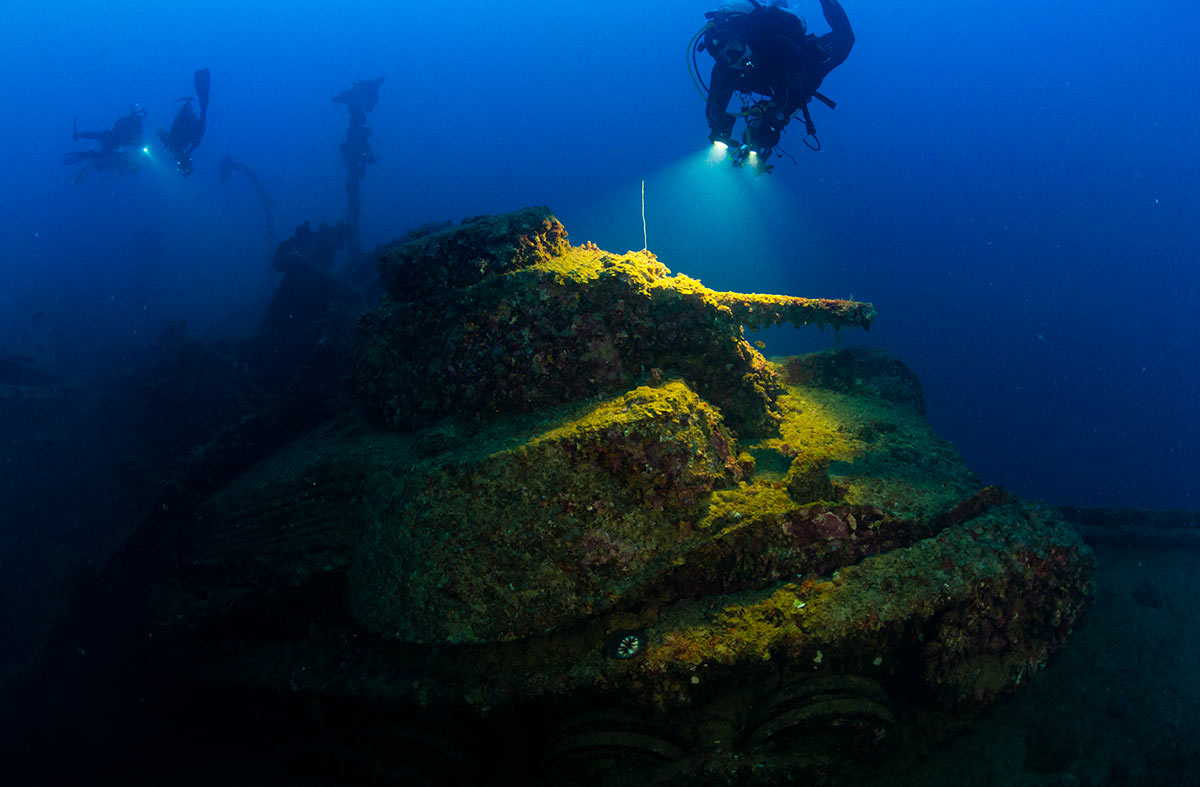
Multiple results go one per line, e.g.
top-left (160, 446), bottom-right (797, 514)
top-left (15, 208), bottom-right (1093, 785)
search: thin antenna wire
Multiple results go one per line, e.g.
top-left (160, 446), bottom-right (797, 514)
top-left (641, 179), bottom-right (648, 251)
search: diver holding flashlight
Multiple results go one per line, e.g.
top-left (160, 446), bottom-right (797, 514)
top-left (693, 0), bottom-right (854, 172)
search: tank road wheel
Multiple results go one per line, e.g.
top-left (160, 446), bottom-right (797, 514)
top-left (742, 674), bottom-right (896, 776)
top-left (543, 708), bottom-right (685, 786)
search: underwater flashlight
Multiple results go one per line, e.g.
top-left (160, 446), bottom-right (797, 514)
top-left (707, 140), bottom-right (729, 165)
top-left (142, 146), bottom-right (150, 155)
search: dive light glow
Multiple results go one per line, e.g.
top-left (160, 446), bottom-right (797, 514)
top-left (706, 141), bottom-right (729, 165)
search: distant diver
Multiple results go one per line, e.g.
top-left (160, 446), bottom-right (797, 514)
top-left (332, 77), bottom-right (383, 262)
top-left (63, 105), bottom-right (147, 185)
top-left (332, 77), bottom-right (383, 118)
top-left (692, 0), bottom-right (854, 172)
top-left (157, 68), bottom-right (210, 177)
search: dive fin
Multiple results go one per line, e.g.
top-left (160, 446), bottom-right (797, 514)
top-left (194, 68), bottom-right (211, 110)
top-left (74, 163), bottom-right (92, 186)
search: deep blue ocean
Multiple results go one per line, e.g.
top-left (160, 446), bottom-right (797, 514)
top-left (2, 4), bottom-right (1198, 570)
top-left (5, 1), bottom-right (1195, 519)
top-left (1, 2), bottom-right (1198, 781)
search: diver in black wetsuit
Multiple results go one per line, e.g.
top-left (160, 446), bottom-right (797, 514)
top-left (332, 77), bottom-right (383, 262)
top-left (698, 0), bottom-right (854, 170)
top-left (158, 68), bottom-right (210, 177)
top-left (68, 105), bottom-right (147, 156)
top-left (63, 105), bottom-right (146, 185)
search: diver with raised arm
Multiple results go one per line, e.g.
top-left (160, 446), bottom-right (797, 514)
top-left (63, 105), bottom-right (147, 184)
top-left (69, 105), bottom-right (147, 155)
top-left (696, 0), bottom-right (854, 171)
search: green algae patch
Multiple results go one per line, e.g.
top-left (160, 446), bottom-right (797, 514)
top-left (783, 453), bottom-right (836, 503)
top-left (533, 244), bottom-right (671, 289)
top-left (699, 484), bottom-right (797, 536)
top-left (628, 500), bottom-right (1094, 714)
top-left (621, 348), bottom-right (988, 602)
top-left (707, 290), bottom-right (876, 332)
top-left (747, 355), bottom-right (981, 521)
top-left (769, 387), bottom-right (870, 463)
top-left (354, 208), bottom-right (874, 436)
top-left (346, 379), bottom-right (747, 644)
top-left (376, 206), bottom-right (569, 301)
top-left (52, 207), bottom-right (1103, 787)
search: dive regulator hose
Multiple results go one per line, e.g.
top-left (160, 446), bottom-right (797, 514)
top-left (688, 23), bottom-right (713, 100)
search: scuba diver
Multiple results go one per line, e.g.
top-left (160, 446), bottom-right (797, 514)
top-left (70, 105), bottom-right (146, 154)
top-left (63, 105), bottom-right (147, 185)
top-left (157, 68), bottom-right (210, 177)
top-left (332, 77), bottom-right (383, 262)
top-left (332, 77), bottom-right (383, 118)
top-left (333, 78), bottom-right (383, 182)
top-left (692, 0), bottom-right (854, 172)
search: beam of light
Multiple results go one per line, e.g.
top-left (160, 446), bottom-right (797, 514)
top-left (132, 144), bottom-right (179, 188)
top-left (706, 140), bottom-right (729, 165)
top-left (564, 143), bottom-right (846, 361)
top-left (569, 148), bottom-right (795, 286)
top-left (568, 134), bottom-right (848, 291)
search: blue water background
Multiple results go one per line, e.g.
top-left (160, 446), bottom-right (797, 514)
top-left (1, 0), bottom-right (1196, 515)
